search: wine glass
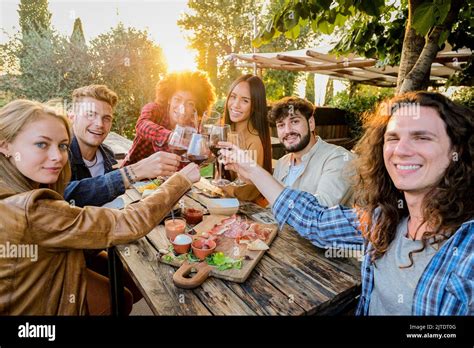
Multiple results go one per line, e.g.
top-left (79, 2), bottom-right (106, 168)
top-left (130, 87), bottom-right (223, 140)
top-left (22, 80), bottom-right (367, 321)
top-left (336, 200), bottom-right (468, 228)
top-left (186, 133), bottom-right (212, 167)
top-left (209, 124), bottom-right (231, 186)
top-left (168, 125), bottom-right (196, 165)
top-left (228, 131), bottom-right (246, 186)
top-left (200, 110), bottom-right (221, 136)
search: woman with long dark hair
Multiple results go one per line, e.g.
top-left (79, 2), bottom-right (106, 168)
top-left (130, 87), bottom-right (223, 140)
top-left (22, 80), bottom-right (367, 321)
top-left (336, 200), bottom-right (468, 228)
top-left (221, 74), bottom-right (272, 203)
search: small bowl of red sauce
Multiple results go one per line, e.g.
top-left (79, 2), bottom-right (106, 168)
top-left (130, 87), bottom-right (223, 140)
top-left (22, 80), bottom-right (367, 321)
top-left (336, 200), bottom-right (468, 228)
top-left (182, 207), bottom-right (204, 225)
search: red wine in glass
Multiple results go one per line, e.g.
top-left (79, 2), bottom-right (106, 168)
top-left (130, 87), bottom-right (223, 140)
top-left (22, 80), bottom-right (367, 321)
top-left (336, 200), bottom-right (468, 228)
top-left (168, 145), bottom-right (187, 156)
top-left (209, 125), bottom-right (231, 186)
top-left (187, 154), bottom-right (208, 165)
top-left (187, 133), bottom-right (211, 167)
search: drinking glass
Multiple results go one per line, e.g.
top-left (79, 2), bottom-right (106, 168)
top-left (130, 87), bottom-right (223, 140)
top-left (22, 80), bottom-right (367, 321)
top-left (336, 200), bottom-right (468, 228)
top-left (209, 124), bottom-right (231, 186)
top-left (228, 131), bottom-right (246, 186)
top-left (186, 133), bottom-right (212, 167)
top-left (168, 125), bottom-right (196, 163)
top-left (200, 110), bottom-right (221, 136)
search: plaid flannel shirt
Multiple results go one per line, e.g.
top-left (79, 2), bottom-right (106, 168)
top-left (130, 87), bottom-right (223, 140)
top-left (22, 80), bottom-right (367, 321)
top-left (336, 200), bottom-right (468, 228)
top-left (272, 188), bottom-right (474, 316)
top-left (122, 102), bottom-right (172, 166)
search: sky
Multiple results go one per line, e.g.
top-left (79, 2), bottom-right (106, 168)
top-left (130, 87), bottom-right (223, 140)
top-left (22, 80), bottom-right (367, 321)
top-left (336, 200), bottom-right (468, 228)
top-left (0, 0), bottom-right (197, 71)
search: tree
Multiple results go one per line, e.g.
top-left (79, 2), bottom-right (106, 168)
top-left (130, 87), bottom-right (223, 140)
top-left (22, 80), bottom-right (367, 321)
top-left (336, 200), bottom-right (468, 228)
top-left (254, 0), bottom-right (473, 94)
top-left (178, 0), bottom-right (265, 96)
top-left (70, 18), bottom-right (86, 47)
top-left (1, 29), bottom-right (95, 101)
top-left (178, 0), bottom-right (317, 99)
top-left (305, 73), bottom-right (315, 103)
top-left (89, 23), bottom-right (168, 138)
top-left (64, 18), bottom-right (95, 95)
top-left (18, 0), bottom-right (51, 35)
top-left (324, 78), bottom-right (334, 105)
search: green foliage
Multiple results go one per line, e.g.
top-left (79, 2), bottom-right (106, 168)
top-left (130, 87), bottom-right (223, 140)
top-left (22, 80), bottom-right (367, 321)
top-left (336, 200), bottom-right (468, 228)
top-left (1, 19), bottom-right (167, 140)
top-left (324, 78), bottom-right (334, 106)
top-left (1, 30), bottom-right (94, 101)
top-left (178, 0), bottom-right (315, 99)
top-left (255, 0), bottom-right (473, 88)
top-left (305, 73), bottom-right (315, 103)
top-left (70, 18), bottom-right (86, 46)
top-left (18, 0), bottom-right (51, 35)
top-left (328, 85), bottom-right (394, 140)
top-left (212, 97), bottom-right (226, 114)
top-left (451, 87), bottom-right (474, 109)
top-left (178, 0), bottom-right (263, 96)
top-left (412, 0), bottom-right (451, 38)
top-left (263, 69), bottom-right (298, 101)
top-left (89, 24), bottom-right (167, 139)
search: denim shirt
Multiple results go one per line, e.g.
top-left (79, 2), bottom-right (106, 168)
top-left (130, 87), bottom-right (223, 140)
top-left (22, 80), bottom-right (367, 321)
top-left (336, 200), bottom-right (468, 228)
top-left (64, 137), bottom-right (125, 207)
top-left (272, 187), bottom-right (474, 316)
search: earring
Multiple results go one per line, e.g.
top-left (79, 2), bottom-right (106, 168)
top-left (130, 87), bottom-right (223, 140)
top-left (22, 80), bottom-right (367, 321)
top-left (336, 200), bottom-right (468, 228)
top-left (5, 154), bottom-right (11, 158)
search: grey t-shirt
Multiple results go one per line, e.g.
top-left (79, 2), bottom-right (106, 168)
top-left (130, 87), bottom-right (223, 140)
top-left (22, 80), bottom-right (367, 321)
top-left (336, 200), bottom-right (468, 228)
top-left (368, 217), bottom-right (440, 315)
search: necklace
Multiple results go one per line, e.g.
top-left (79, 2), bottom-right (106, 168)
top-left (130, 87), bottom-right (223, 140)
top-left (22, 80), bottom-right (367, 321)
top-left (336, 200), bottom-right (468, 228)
top-left (83, 154), bottom-right (98, 168)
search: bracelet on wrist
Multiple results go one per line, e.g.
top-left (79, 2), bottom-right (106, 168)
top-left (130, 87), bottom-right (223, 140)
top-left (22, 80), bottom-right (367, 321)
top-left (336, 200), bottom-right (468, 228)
top-left (123, 166), bottom-right (135, 185)
top-left (128, 165), bottom-right (139, 182)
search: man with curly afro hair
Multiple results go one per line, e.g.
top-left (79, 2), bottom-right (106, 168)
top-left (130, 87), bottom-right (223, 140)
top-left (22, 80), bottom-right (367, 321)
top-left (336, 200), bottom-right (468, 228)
top-left (123, 70), bottom-right (216, 166)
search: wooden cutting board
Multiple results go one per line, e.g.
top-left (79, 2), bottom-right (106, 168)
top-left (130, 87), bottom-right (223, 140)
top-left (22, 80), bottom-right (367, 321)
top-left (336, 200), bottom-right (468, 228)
top-left (148, 215), bottom-right (278, 288)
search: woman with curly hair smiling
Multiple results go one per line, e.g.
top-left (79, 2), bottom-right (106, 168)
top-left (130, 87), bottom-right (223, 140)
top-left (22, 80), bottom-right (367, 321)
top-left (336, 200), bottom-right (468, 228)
top-left (220, 91), bottom-right (473, 315)
top-left (123, 70), bottom-right (216, 166)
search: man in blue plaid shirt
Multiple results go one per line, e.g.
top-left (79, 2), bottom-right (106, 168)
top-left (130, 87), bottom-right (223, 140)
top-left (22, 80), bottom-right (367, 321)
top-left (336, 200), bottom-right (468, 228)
top-left (221, 91), bottom-right (473, 315)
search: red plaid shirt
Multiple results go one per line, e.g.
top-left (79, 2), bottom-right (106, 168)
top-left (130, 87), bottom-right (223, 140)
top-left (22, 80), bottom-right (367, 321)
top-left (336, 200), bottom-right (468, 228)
top-left (122, 102), bottom-right (172, 166)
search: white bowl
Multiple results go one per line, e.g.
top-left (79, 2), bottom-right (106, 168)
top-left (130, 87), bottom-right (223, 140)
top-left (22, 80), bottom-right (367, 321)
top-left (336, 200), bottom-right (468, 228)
top-left (206, 198), bottom-right (239, 216)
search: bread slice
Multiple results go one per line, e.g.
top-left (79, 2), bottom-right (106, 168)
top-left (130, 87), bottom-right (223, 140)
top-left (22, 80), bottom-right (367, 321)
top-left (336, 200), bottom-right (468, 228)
top-left (247, 239), bottom-right (269, 251)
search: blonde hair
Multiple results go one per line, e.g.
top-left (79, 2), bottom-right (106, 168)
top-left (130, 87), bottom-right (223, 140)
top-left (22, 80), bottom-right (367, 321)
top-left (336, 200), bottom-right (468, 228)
top-left (0, 99), bottom-right (72, 195)
top-left (72, 84), bottom-right (118, 108)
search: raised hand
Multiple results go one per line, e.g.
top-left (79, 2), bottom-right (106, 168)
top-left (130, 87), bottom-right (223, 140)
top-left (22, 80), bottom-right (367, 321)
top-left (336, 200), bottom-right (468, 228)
top-left (131, 151), bottom-right (181, 180)
top-left (218, 142), bottom-right (256, 184)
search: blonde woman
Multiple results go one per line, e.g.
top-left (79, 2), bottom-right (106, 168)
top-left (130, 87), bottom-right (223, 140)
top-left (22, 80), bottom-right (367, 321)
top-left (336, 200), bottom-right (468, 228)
top-left (0, 99), bottom-right (200, 315)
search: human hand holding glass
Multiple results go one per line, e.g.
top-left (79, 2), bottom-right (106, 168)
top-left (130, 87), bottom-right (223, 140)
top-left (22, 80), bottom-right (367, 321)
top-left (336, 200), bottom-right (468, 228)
top-left (209, 124), bottom-right (231, 187)
top-left (227, 132), bottom-right (246, 186)
top-left (218, 142), bottom-right (256, 184)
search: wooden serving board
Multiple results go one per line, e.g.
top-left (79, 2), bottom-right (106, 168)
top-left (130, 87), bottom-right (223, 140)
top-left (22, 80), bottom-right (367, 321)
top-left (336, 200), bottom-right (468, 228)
top-left (148, 215), bottom-right (278, 287)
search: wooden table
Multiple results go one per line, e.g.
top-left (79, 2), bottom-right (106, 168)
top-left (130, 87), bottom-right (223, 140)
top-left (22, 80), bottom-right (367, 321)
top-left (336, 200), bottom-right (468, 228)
top-left (111, 184), bottom-right (362, 316)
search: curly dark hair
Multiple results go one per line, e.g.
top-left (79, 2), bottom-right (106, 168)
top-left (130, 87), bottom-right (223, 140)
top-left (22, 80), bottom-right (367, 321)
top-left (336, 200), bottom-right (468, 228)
top-left (267, 96), bottom-right (315, 125)
top-left (353, 91), bottom-right (474, 266)
top-left (155, 70), bottom-right (216, 116)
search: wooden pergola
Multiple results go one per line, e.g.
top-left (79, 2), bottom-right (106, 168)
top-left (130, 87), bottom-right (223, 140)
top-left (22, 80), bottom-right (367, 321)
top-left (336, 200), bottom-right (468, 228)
top-left (228, 46), bottom-right (472, 87)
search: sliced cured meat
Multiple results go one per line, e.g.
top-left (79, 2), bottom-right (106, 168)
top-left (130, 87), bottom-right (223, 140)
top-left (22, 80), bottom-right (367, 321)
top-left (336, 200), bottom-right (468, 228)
top-left (208, 216), bottom-right (271, 244)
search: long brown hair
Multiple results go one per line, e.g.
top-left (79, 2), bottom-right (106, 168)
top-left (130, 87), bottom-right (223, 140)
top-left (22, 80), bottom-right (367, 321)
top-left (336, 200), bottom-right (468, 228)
top-left (353, 91), bottom-right (473, 266)
top-left (224, 74), bottom-right (272, 173)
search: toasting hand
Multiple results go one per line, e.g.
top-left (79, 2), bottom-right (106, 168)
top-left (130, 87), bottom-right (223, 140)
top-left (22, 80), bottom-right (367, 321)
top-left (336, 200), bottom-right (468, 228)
top-left (218, 142), bottom-right (257, 184)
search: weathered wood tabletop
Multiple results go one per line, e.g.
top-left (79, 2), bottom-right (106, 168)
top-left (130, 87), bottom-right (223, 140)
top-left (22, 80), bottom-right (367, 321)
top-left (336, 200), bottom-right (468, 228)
top-left (114, 184), bottom-right (362, 316)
